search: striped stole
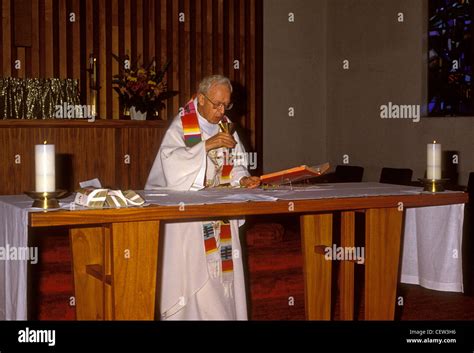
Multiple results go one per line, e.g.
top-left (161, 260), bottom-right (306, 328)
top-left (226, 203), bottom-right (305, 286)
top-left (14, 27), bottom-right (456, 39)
top-left (202, 220), bottom-right (234, 296)
top-left (181, 98), bottom-right (233, 184)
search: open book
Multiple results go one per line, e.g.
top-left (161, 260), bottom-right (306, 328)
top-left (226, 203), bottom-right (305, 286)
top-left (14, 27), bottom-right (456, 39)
top-left (260, 162), bottom-right (330, 185)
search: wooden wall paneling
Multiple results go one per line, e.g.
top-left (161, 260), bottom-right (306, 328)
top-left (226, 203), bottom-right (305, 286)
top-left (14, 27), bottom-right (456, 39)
top-left (0, 128), bottom-right (27, 194)
top-left (71, 0), bottom-right (80, 80)
top-left (3, 0), bottom-right (11, 77)
top-left (0, 0), bottom-right (3, 74)
top-left (244, 0), bottom-right (250, 141)
top-left (105, 0), bottom-right (113, 119)
top-left (79, 0), bottom-right (86, 104)
top-left (31, 0), bottom-right (40, 78)
top-left (22, 1), bottom-right (32, 78)
top-left (143, 0), bottom-right (150, 65)
top-left (123, 0), bottom-right (131, 118)
top-left (249, 0), bottom-right (256, 149)
top-left (118, 0), bottom-right (125, 119)
top-left (178, 0), bottom-right (184, 107)
top-left (183, 0), bottom-right (191, 101)
top-left (136, 0), bottom-right (143, 67)
top-left (59, 0), bottom-right (67, 78)
top-left (130, 0), bottom-right (137, 65)
top-left (233, 0), bottom-right (240, 86)
top-left (136, 0), bottom-right (144, 66)
top-left (65, 0), bottom-right (73, 78)
top-left (193, 0), bottom-right (201, 91)
top-left (117, 126), bottom-right (165, 190)
top-left (203, 0), bottom-right (212, 79)
top-left (84, 0), bottom-right (94, 108)
top-left (114, 127), bottom-right (126, 188)
top-left (55, 127), bottom-right (116, 189)
top-left (0, 0), bottom-right (262, 161)
top-left (217, 0), bottom-right (224, 74)
top-left (224, 0), bottom-right (234, 81)
top-left (200, 0), bottom-right (206, 78)
top-left (92, 0), bottom-right (99, 115)
top-left (153, 0), bottom-right (160, 67)
top-left (158, 0), bottom-right (168, 120)
top-left (255, 0), bottom-right (263, 174)
top-left (111, 0), bottom-right (119, 119)
top-left (154, 0), bottom-right (165, 119)
top-left (9, 0), bottom-right (17, 78)
top-left (39, 0), bottom-right (46, 78)
top-left (211, 0), bottom-right (218, 73)
top-left (0, 121), bottom-right (169, 195)
top-left (25, 45), bottom-right (32, 78)
top-left (189, 0), bottom-right (196, 91)
top-left (170, 0), bottom-right (179, 117)
top-left (52, 0), bottom-right (59, 77)
top-left (17, 48), bottom-right (25, 79)
top-left (13, 0), bottom-right (32, 47)
top-left (99, 0), bottom-right (107, 118)
top-left (124, 0), bottom-right (131, 62)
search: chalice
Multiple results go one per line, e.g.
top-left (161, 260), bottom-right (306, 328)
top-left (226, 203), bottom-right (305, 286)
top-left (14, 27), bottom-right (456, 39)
top-left (218, 121), bottom-right (236, 135)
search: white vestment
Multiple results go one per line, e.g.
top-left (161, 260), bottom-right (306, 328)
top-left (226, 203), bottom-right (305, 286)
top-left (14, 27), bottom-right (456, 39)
top-left (145, 99), bottom-right (249, 320)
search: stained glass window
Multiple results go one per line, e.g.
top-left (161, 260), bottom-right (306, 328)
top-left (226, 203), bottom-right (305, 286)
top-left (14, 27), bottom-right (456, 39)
top-left (428, 0), bottom-right (473, 116)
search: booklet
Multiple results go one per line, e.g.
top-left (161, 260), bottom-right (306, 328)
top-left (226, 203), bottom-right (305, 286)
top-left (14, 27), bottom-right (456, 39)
top-left (260, 162), bottom-right (330, 185)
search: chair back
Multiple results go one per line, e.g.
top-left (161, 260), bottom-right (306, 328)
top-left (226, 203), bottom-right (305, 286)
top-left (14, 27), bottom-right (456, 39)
top-left (334, 165), bottom-right (364, 183)
top-left (379, 167), bottom-right (413, 185)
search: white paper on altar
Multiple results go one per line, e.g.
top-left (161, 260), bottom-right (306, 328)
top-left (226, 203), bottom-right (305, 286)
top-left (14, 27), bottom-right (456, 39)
top-left (142, 182), bottom-right (439, 206)
top-left (401, 204), bottom-right (465, 292)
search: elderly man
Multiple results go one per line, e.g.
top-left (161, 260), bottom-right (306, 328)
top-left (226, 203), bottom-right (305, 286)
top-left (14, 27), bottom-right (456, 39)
top-left (145, 75), bottom-right (260, 320)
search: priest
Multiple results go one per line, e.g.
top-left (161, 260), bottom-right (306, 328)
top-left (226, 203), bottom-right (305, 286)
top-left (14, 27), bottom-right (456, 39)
top-left (145, 75), bottom-right (260, 320)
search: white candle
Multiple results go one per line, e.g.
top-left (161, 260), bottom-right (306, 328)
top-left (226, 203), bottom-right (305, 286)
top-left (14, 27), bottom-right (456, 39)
top-left (35, 142), bottom-right (56, 192)
top-left (427, 141), bottom-right (441, 180)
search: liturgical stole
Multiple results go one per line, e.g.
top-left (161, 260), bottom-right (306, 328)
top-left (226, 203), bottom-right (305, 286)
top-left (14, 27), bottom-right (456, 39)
top-left (181, 98), bottom-right (233, 184)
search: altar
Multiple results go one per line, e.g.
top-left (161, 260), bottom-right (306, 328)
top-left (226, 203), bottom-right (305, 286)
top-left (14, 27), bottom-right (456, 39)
top-left (0, 183), bottom-right (468, 320)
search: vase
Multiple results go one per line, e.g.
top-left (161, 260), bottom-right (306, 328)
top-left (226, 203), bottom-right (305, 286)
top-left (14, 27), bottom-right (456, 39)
top-left (130, 106), bottom-right (147, 120)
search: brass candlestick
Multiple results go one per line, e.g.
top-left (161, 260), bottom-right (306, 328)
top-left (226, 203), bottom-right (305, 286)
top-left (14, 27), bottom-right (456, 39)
top-left (418, 178), bottom-right (448, 193)
top-left (24, 190), bottom-right (67, 209)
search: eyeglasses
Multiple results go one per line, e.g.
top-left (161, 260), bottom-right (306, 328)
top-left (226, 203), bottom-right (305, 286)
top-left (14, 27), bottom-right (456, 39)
top-left (202, 94), bottom-right (233, 111)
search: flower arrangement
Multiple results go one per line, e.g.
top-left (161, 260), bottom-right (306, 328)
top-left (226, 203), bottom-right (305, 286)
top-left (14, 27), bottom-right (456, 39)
top-left (112, 55), bottom-right (177, 118)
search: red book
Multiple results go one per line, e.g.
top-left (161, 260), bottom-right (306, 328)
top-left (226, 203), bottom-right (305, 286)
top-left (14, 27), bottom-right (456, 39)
top-left (260, 162), bottom-right (330, 185)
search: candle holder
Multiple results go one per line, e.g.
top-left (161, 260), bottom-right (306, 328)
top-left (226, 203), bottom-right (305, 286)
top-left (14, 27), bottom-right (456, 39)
top-left (24, 190), bottom-right (68, 209)
top-left (418, 178), bottom-right (449, 193)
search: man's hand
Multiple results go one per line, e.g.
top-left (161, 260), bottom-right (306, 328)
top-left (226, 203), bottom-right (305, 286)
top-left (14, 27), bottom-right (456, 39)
top-left (205, 132), bottom-right (236, 152)
top-left (240, 176), bottom-right (261, 189)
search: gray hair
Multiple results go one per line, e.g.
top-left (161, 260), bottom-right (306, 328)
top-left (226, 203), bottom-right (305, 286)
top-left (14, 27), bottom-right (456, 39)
top-left (198, 75), bottom-right (233, 95)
